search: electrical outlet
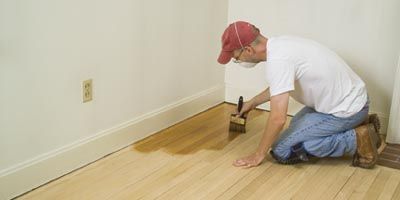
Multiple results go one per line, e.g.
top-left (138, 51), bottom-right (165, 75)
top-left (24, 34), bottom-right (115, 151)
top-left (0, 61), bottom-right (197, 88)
top-left (83, 79), bottom-right (93, 103)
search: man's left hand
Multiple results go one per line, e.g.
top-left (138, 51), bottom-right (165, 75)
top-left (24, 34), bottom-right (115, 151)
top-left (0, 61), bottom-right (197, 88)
top-left (232, 151), bottom-right (266, 169)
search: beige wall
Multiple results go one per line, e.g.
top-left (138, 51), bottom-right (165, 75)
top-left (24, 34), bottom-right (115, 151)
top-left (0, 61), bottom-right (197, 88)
top-left (0, 0), bottom-right (228, 198)
top-left (225, 0), bottom-right (400, 133)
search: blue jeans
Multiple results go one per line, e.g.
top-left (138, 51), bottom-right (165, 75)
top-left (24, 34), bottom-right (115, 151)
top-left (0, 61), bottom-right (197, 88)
top-left (271, 100), bottom-right (369, 160)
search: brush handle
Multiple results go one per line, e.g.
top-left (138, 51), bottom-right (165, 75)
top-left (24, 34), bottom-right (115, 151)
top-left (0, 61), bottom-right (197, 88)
top-left (237, 96), bottom-right (243, 116)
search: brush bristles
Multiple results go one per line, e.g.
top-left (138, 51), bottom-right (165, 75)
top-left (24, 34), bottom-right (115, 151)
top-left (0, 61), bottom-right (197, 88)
top-left (229, 123), bottom-right (246, 133)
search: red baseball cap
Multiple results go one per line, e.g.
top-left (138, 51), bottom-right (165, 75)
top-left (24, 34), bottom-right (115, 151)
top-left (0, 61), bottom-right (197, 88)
top-left (217, 21), bottom-right (259, 64)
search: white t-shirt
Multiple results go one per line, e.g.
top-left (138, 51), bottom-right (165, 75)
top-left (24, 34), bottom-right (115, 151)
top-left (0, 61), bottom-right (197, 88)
top-left (265, 36), bottom-right (367, 118)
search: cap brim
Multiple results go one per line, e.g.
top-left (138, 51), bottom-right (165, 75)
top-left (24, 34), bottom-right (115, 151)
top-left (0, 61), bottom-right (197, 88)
top-left (217, 51), bottom-right (232, 64)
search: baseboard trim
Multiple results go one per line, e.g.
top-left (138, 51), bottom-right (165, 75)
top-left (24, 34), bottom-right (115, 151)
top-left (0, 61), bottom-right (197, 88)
top-left (0, 85), bottom-right (225, 200)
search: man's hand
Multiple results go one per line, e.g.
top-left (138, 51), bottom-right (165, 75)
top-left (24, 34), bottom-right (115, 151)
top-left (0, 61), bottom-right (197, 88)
top-left (235, 100), bottom-right (255, 117)
top-left (232, 151), bottom-right (266, 169)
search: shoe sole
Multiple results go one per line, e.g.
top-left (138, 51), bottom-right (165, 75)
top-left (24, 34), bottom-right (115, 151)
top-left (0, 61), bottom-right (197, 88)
top-left (369, 114), bottom-right (382, 149)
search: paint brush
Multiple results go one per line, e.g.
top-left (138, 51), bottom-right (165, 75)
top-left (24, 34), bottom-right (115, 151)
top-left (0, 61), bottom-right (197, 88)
top-left (229, 96), bottom-right (247, 133)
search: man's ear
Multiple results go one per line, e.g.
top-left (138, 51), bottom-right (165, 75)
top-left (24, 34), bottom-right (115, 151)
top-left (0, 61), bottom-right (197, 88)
top-left (244, 46), bottom-right (255, 55)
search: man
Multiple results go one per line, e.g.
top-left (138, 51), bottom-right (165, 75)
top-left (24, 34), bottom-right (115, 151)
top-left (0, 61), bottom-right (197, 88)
top-left (217, 21), bottom-right (381, 169)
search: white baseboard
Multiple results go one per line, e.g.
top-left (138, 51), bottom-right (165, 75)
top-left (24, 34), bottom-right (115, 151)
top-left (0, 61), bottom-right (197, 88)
top-left (0, 85), bottom-right (225, 200)
top-left (225, 83), bottom-right (389, 134)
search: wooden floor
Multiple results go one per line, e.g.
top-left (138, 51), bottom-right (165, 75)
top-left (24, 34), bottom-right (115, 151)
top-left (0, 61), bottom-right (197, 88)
top-left (18, 103), bottom-right (400, 200)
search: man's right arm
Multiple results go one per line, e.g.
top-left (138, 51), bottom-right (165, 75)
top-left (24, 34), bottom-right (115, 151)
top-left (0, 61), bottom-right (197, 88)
top-left (238, 87), bottom-right (271, 116)
top-left (250, 87), bottom-right (271, 108)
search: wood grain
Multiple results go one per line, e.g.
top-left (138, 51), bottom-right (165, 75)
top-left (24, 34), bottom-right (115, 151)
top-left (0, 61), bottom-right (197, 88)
top-left (17, 103), bottom-right (400, 200)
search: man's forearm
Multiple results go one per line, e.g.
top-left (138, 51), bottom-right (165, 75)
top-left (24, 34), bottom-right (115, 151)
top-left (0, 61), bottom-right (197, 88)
top-left (256, 92), bottom-right (289, 158)
top-left (256, 118), bottom-right (285, 154)
top-left (251, 88), bottom-right (271, 108)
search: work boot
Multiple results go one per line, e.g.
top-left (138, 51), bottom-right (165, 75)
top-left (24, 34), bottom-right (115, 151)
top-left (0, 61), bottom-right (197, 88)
top-left (269, 150), bottom-right (303, 165)
top-left (362, 114), bottom-right (382, 148)
top-left (291, 143), bottom-right (309, 162)
top-left (352, 124), bottom-right (379, 169)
